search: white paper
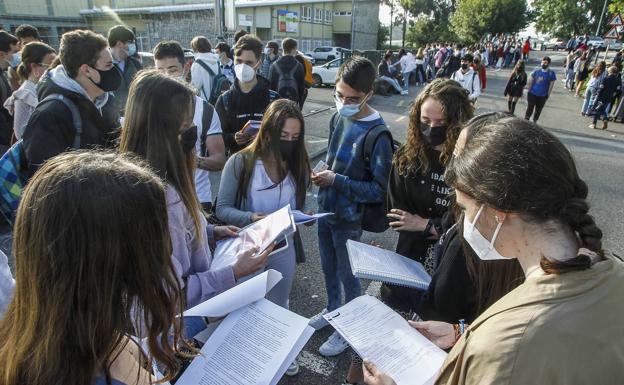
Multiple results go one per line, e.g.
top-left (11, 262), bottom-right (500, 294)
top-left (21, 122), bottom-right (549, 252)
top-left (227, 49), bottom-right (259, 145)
top-left (312, 159), bottom-right (329, 173)
top-left (183, 269), bottom-right (282, 318)
top-left (347, 240), bottom-right (431, 289)
top-left (212, 205), bottom-right (296, 270)
top-left (176, 298), bottom-right (313, 385)
top-left (324, 295), bottom-right (447, 385)
top-left (290, 209), bottom-right (334, 224)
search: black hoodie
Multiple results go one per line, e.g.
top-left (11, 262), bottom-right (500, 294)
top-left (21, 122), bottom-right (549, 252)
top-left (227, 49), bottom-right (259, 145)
top-left (215, 76), bottom-right (280, 154)
top-left (21, 69), bottom-right (120, 177)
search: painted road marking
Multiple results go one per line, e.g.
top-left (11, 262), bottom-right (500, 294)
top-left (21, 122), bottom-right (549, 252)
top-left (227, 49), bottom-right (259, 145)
top-left (395, 116), bottom-right (406, 122)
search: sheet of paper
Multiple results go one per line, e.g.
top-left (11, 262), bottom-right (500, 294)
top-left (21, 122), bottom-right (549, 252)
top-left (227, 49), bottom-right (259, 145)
top-left (212, 205), bottom-right (296, 270)
top-left (290, 209), bottom-right (334, 224)
top-left (324, 295), bottom-right (447, 385)
top-left (176, 298), bottom-right (313, 385)
top-left (183, 269), bottom-right (282, 318)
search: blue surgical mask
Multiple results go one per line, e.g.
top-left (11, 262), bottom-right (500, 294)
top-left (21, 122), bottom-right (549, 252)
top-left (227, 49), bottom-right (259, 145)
top-left (334, 94), bottom-right (368, 118)
top-left (9, 52), bottom-right (20, 68)
top-left (126, 43), bottom-right (137, 57)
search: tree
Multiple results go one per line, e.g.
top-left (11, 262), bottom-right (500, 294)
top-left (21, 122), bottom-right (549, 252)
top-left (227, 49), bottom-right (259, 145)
top-left (451, 0), bottom-right (530, 43)
top-left (533, 0), bottom-right (607, 37)
top-left (377, 23), bottom-right (390, 49)
top-left (406, 16), bottom-right (455, 47)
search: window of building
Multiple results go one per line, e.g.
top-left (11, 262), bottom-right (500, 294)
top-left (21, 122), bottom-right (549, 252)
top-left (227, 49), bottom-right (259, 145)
top-left (334, 11), bottom-right (352, 16)
top-left (314, 40), bottom-right (323, 50)
top-left (301, 39), bottom-right (311, 53)
top-left (325, 9), bottom-right (332, 24)
top-left (324, 39), bottom-right (333, 47)
top-left (301, 6), bottom-right (311, 22)
top-left (314, 8), bottom-right (323, 23)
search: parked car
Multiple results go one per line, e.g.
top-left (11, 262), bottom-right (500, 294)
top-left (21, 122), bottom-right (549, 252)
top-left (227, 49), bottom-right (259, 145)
top-left (586, 36), bottom-right (605, 50)
top-left (543, 38), bottom-right (566, 51)
top-left (609, 41), bottom-right (623, 50)
top-left (312, 57), bottom-right (344, 87)
top-left (298, 51), bottom-right (316, 65)
top-left (306, 47), bottom-right (349, 63)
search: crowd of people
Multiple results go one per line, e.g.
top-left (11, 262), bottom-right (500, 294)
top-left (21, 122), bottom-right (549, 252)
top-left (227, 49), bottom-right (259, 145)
top-left (0, 23), bottom-right (623, 385)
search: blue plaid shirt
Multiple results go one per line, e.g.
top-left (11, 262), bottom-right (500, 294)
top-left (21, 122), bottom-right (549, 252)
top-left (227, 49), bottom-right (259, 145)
top-left (318, 113), bottom-right (393, 228)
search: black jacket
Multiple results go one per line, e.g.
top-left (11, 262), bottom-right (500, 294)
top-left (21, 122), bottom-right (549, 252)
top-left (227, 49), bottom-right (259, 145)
top-left (110, 56), bottom-right (142, 116)
top-left (22, 72), bottom-right (120, 177)
top-left (215, 76), bottom-right (279, 154)
top-left (378, 61), bottom-right (394, 78)
top-left (269, 55), bottom-right (304, 104)
top-left (596, 73), bottom-right (622, 103)
top-left (442, 55), bottom-right (461, 78)
top-left (0, 71), bottom-right (13, 148)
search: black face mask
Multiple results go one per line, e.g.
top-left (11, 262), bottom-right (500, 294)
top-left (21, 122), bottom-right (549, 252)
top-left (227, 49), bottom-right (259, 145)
top-left (461, 63), bottom-right (469, 70)
top-left (279, 139), bottom-right (298, 162)
top-left (180, 125), bottom-right (198, 153)
top-left (420, 122), bottom-right (448, 147)
top-left (89, 66), bottom-right (122, 92)
top-left (541, 64), bottom-right (549, 70)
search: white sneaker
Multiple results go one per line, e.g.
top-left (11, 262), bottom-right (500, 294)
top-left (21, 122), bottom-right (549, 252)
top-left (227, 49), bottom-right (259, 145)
top-left (308, 309), bottom-right (330, 331)
top-left (319, 331), bottom-right (350, 357)
top-left (285, 359), bottom-right (299, 376)
top-left (402, 90), bottom-right (408, 95)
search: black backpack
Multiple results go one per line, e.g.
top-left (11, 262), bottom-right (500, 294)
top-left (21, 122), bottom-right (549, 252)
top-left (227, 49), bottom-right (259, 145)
top-left (329, 112), bottom-right (398, 233)
top-left (199, 100), bottom-right (215, 157)
top-left (275, 63), bottom-right (300, 102)
top-left (195, 59), bottom-right (231, 105)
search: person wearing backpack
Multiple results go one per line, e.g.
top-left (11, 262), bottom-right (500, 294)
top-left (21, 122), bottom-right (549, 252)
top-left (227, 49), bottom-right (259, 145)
top-left (21, 30), bottom-right (122, 177)
top-left (215, 35), bottom-right (280, 154)
top-left (309, 57), bottom-right (394, 357)
top-left (191, 35), bottom-right (227, 104)
top-left (269, 38), bottom-right (305, 106)
top-left (451, 53), bottom-right (481, 102)
top-left (154, 40), bottom-right (226, 212)
top-left (295, 51), bottom-right (313, 108)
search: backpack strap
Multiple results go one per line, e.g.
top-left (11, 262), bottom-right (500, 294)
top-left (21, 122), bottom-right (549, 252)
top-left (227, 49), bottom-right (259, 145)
top-left (40, 94), bottom-right (82, 149)
top-left (328, 111), bottom-right (339, 141)
top-left (471, 71), bottom-right (477, 94)
top-left (362, 123), bottom-right (393, 177)
top-left (196, 59), bottom-right (216, 77)
top-left (200, 100), bottom-right (215, 156)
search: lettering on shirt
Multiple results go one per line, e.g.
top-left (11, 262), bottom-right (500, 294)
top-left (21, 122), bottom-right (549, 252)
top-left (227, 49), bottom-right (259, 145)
top-left (430, 172), bottom-right (452, 209)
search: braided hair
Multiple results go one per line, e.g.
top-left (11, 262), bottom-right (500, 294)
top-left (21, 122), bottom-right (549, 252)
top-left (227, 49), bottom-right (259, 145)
top-left (445, 117), bottom-right (604, 274)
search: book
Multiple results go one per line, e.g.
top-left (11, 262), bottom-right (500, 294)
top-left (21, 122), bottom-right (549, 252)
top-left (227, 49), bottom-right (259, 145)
top-left (346, 239), bottom-right (431, 290)
top-left (176, 298), bottom-right (314, 385)
top-left (211, 205), bottom-right (296, 270)
top-left (324, 295), bottom-right (447, 385)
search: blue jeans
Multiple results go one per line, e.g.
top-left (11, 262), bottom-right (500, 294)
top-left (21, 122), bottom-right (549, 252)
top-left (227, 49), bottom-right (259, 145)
top-left (402, 71), bottom-right (411, 90)
top-left (318, 218), bottom-right (362, 311)
top-left (582, 87), bottom-right (596, 114)
top-left (380, 76), bottom-right (403, 93)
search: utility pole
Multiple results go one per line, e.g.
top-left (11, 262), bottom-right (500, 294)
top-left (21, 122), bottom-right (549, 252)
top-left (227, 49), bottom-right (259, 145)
top-left (215, 0), bottom-right (224, 40)
top-left (389, 0), bottom-right (394, 48)
top-left (595, 0), bottom-right (609, 36)
top-left (350, 0), bottom-right (356, 50)
top-left (401, 3), bottom-right (407, 47)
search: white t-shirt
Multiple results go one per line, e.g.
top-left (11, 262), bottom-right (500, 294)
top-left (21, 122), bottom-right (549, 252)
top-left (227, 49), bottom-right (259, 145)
top-left (193, 95), bottom-right (222, 204)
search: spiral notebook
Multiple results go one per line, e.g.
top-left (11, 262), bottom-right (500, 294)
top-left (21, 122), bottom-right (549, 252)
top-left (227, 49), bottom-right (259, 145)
top-left (347, 240), bottom-right (431, 290)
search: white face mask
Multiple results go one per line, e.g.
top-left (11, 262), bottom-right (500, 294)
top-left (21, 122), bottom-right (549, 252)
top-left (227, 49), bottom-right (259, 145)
top-left (234, 63), bottom-right (256, 83)
top-left (463, 205), bottom-right (507, 260)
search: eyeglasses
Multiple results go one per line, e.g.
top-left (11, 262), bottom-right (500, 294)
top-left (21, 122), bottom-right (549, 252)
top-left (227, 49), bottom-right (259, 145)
top-left (333, 92), bottom-right (364, 105)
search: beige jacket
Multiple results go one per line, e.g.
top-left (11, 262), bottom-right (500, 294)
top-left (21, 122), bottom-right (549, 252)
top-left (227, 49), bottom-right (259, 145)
top-left (436, 255), bottom-right (624, 385)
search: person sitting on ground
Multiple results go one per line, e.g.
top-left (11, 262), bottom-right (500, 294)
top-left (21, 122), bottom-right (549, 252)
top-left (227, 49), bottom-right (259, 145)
top-left (215, 34), bottom-right (280, 154)
top-left (0, 151), bottom-right (191, 385)
top-left (378, 52), bottom-right (403, 95)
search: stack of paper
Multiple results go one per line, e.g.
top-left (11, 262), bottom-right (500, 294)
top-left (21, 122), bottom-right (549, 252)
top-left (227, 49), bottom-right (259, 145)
top-left (347, 240), bottom-right (431, 290)
top-left (211, 205), bottom-right (297, 270)
top-left (324, 295), bottom-right (447, 385)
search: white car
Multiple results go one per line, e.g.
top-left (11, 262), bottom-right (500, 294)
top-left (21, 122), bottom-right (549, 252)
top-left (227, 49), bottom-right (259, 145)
top-left (306, 47), bottom-right (348, 63)
top-left (312, 58), bottom-right (344, 87)
top-left (586, 36), bottom-right (605, 50)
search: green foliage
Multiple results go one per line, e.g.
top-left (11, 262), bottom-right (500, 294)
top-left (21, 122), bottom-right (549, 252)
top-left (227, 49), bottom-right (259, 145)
top-left (533, 0), bottom-right (608, 37)
top-left (377, 23), bottom-right (391, 49)
top-left (450, 0), bottom-right (529, 43)
top-left (406, 17), bottom-right (456, 47)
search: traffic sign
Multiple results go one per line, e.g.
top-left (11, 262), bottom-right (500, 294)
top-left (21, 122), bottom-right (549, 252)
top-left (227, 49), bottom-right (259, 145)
top-left (605, 26), bottom-right (620, 39)
top-left (609, 13), bottom-right (623, 26)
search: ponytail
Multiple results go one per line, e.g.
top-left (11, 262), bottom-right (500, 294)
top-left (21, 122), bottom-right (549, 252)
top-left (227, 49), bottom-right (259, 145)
top-left (16, 61), bottom-right (28, 81)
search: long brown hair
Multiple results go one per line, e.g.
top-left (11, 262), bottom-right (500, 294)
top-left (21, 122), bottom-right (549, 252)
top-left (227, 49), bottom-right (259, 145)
top-left (0, 151), bottom-right (185, 385)
top-left (446, 117), bottom-right (604, 274)
top-left (592, 61), bottom-right (606, 77)
top-left (119, 69), bottom-right (202, 237)
top-left (237, 99), bottom-right (310, 209)
top-left (395, 78), bottom-right (474, 176)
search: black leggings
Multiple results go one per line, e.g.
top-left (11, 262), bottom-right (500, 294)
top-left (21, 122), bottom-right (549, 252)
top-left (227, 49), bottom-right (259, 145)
top-left (525, 93), bottom-right (548, 122)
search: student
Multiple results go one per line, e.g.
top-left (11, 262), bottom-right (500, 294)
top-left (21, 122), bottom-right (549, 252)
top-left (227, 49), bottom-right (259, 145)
top-left (383, 79), bottom-right (473, 309)
top-left (269, 38), bottom-right (305, 106)
top-left (216, 99), bottom-right (310, 376)
top-left (451, 53), bottom-right (480, 102)
top-left (364, 117), bottom-right (624, 385)
top-left (215, 34), bottom-right (280, 155)
top-left (2, 42), bottom-right (56, 139)
top-left (524, 56), bottom-right (556, 123)
top-left (190, 35), bottom-right (221, 103)
top-left (8, 25), bottom-right (42, 91)
top-left (378, 53), bottom-right (403, 94)
top-left (22, 30), bottom-right (122, 177)
top-left (581, 61), bottom-right (606, 117)
top-left (260, 41), bottom-right (279, 79)
top-left (107, 25), bottom-right (142, 116)
top-left (153, 40), bottom-right (226, 212)
top-left (472, 55), bottom-right (486, 91)
top-left (574, 51), bottom-right (589, 98)
top-left (310, 57), bottom-right (393, 357)
top-left (503, 60), bottom-right (527, 114)
top-left (119, 69), bottom-right (271, 308)
top-left (0, 151), bottom-right (188, 385)
top-left (397, 48), bottom-right (416, 94)
top-left (215, 42), bottom-right (235, 83)
top-left (589, 65), bottom-right (621, 130)
top-left (0, 31), bottom-right (19, 148)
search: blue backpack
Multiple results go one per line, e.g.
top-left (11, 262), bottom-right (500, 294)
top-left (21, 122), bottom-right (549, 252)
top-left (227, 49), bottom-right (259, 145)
top-left (0, 94), bottom-right (82, 224)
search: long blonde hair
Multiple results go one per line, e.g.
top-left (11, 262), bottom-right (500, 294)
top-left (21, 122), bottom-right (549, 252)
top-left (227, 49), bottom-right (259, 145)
top-left (395, 79), bottom-right (474, 176)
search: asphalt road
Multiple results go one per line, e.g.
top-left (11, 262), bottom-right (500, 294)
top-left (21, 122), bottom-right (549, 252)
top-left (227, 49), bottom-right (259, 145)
top-left (0, 50), bottom-right (622, 384)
